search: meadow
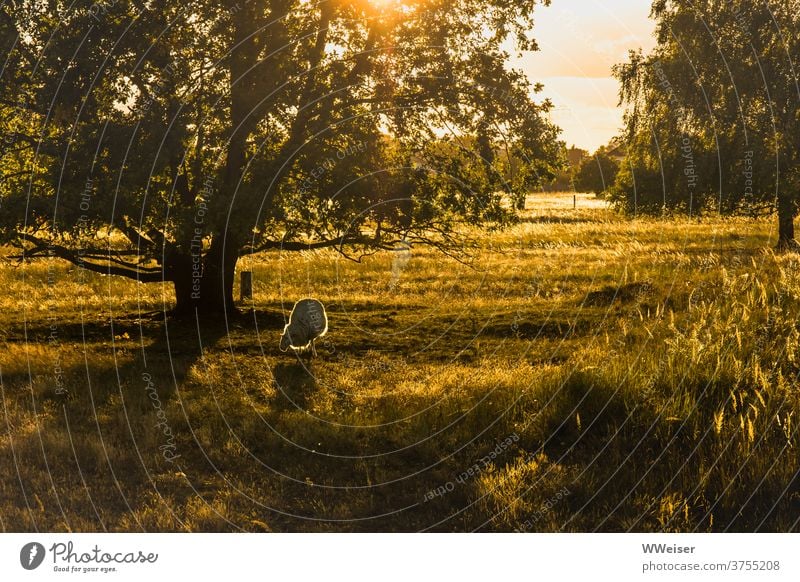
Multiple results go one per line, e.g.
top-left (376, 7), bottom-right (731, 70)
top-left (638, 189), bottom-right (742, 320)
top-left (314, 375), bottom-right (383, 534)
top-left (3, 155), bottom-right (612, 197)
top-left (1, 192), bottom-right (798, 532)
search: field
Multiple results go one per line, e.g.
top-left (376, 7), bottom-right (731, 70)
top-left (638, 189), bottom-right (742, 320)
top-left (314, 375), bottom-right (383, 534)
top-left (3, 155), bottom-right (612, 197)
top-left (1, 192), bottom-right (799, 532)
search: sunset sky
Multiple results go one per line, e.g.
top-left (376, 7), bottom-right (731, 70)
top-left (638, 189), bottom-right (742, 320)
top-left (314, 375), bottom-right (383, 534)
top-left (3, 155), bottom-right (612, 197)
top-left (513, 0), bottom-right (657, 152)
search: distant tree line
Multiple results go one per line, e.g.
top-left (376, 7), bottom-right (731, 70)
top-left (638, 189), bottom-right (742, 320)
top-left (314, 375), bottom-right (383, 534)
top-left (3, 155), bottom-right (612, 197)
top-left (541, 144), bottom-right (620, 198)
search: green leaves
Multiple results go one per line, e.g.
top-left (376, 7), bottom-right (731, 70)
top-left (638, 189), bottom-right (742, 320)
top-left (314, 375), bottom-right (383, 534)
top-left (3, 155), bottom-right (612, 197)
top-left (612, 1), bottom-right (800, 221)
top-left (2, 0), bottom-right (561, 286)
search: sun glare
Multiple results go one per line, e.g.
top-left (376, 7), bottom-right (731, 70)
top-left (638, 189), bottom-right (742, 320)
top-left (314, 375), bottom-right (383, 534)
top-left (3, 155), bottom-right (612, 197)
top-left (366, 0), bottom-right (414, 13)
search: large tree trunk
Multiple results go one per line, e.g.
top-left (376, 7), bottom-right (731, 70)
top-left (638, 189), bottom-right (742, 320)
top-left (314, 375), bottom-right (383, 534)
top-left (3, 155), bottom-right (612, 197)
top-left (197, 129), bottom-right (249, 316)
top-left (776, 194), bottom-right (798, 251)
top-left (164, 253), bottom-right (202, 318)
top-left (166, 243), bottom-right (240, 318)
top-left (171, 263), bottom-right (197, 317)
top-left (168, 2), bottom-right (260, 319)
top-left (167, 238), bottom-right (239, 318)
top-left (197, 232), bottom-right (239, 316)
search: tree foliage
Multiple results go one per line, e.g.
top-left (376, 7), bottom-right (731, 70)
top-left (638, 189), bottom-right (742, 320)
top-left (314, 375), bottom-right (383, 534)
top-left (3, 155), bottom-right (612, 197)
top-left (0, 0), bottom-right (562, 314)
top-left (574, 148), bottom-right (619, 196)
top-left (612, 0), bottom-right (800, 244)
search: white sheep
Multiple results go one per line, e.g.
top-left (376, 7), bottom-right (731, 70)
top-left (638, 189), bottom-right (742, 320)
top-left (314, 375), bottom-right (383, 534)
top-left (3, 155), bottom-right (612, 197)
top-left (279, 298), bottom-right (328, 356)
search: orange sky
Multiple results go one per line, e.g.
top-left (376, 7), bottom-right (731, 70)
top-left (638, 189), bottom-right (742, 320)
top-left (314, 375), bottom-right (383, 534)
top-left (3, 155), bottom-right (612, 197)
top-left (513, 0), bottom-right (657, 152)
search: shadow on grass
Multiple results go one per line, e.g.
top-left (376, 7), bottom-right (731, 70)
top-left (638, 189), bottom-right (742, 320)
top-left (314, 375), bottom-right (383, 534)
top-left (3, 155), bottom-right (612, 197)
top-left (271, 361), bottom-right (318, 412)
top-left (0, 307), bottom-right (286, 531)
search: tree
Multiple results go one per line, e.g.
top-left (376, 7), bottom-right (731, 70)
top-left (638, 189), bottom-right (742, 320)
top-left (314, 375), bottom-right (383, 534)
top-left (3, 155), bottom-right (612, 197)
top-left (541, 146), bottom-right (586, 192)
top-left (612, 0), bottom-right (800, 246)
top-left (0, 0), bottom-right (562, 317)
top-left (574, 148), bottom-right (619, 196)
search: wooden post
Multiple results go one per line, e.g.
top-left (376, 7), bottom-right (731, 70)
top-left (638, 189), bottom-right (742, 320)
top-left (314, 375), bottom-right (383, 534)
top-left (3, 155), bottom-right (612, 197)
top-left (240, 271), bottom-right (253, 301)
top-left (573, 194), bottom-right (577, 210)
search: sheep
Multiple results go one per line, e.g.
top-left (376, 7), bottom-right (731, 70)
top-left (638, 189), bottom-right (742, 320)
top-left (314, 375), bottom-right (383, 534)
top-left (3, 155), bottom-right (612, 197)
top-left (279, 298), bottom-right (328, 356)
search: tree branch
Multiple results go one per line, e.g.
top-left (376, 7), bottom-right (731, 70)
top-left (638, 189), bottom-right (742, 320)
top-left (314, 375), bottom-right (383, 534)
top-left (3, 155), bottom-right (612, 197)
top-left (15, 232), bottom-right (166, 282)
top-left (241, 234), bottom-right (376, 255)
top-left (115, 221), bottom-right (157, 251)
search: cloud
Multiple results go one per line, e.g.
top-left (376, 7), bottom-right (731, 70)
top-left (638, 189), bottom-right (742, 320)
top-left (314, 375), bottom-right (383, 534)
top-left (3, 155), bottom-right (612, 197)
top-left (536, 77), bottom-right (624, 151)
top-left (511, 0), bottom-right (657, 150)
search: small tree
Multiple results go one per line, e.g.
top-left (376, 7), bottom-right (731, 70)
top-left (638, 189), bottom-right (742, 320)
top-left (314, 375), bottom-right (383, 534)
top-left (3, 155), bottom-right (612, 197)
top-left (574, 149), bottom-right (619, 197)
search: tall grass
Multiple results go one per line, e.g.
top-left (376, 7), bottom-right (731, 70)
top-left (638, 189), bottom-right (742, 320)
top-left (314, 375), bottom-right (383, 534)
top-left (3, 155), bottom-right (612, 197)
top-left (0, 194), bottom-right (797, 531)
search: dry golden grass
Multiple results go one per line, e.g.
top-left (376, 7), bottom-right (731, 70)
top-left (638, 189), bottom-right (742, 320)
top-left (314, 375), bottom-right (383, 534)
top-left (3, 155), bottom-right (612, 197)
top-left (1, 193), bottom-right (798, 531)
